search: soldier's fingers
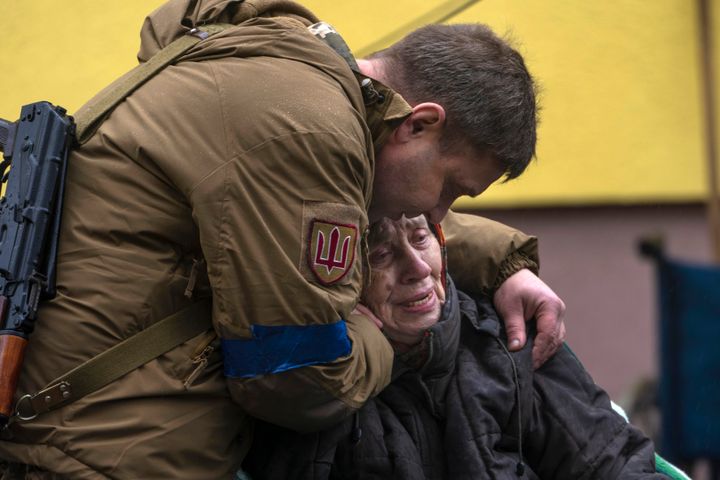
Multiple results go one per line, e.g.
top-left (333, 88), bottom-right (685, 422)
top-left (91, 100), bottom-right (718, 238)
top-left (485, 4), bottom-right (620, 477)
top-left (503, 312), bottom-right (527, 351)
top-left (352, 303), bottom-right (383, 329)
top-left (532, 333), bottom-right (553, 370)
top-left (532, 320), bottom-right (567, 369)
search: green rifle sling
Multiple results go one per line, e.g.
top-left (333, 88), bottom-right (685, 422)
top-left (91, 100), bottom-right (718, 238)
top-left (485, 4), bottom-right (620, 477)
top-left (17, 298), bottom-right (212, 419)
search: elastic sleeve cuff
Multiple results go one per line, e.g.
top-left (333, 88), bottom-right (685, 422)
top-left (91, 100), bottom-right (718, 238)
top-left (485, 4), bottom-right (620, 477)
top-left (492, 251), bottom-right (540, 292)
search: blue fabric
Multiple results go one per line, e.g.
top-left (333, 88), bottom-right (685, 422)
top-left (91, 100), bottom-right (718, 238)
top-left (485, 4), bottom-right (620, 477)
top-left (222, 320), bottom-right (352, 378)
top-left (657, 257), bottom-right (720, 460)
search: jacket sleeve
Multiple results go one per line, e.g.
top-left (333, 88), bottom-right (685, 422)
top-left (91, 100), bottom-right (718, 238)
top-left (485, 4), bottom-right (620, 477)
top-left (191, 132), bottom-right (394, 432)
top-left (185, 56), bottom-right (393, 432)
top-left (525, 344), bottom-right (668, 479)
top-left (441, 210), bottom-right (539, 296)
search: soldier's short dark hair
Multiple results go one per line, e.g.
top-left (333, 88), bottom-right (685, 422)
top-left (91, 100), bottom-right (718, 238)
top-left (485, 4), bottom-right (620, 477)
top-left (375, 23), bottom-right (538, 180)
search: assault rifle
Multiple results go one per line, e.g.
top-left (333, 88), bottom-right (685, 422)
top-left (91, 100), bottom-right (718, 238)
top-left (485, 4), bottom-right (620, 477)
top-left (0, 102), bottom-right (74, 428)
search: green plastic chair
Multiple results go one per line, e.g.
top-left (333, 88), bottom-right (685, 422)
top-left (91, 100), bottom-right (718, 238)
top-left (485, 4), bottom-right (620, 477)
top-left (612, 401), bottom-right (691, 479)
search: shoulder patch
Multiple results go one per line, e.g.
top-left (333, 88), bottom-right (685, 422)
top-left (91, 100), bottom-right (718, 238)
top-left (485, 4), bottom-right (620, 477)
top-left (308, 220), bottom-right (357, 285)
top-left (300, 202), bottom-right (366, 286)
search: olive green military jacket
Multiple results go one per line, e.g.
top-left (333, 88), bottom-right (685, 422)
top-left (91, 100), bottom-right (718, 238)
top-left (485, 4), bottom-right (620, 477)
top-left (0, 0), bottom-right (537, 478)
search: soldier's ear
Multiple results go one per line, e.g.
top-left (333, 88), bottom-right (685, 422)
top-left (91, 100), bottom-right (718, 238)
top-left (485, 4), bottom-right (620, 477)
top-left (394, 103), bottom-right (445, 143)
top-left (406, 102), bottom-right (445, 137)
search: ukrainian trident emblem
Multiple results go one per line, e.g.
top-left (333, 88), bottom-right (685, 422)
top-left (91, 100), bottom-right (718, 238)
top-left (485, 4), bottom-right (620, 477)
top-left (308, 220), bottom-right (357, 285)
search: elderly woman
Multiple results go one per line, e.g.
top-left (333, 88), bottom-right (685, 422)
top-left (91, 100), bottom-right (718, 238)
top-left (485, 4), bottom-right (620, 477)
top-left (244, 215), bottom-right (666, 479)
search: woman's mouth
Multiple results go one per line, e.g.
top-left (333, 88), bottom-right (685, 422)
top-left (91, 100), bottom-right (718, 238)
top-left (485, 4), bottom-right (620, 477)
top-left (405, 292), bottom-right (433, 307)
top-left (399, 290), bottom-right (437, 313)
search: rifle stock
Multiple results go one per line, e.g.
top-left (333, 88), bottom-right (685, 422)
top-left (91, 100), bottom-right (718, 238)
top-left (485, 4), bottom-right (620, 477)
top-left (0, 333), bottom-right (27, 426)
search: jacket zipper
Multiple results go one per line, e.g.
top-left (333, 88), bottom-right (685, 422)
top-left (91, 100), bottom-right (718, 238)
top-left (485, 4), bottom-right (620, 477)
top-left (183, 331), bottom-right (217, 389)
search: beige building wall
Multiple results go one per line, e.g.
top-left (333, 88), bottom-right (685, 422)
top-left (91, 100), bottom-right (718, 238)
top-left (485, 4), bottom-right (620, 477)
top-left (471, 204), bottom-right (711, 399)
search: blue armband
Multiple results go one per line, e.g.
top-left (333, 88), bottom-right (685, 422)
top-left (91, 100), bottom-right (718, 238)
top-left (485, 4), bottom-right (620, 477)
top-left (222, 320), bottom-right (352, 378)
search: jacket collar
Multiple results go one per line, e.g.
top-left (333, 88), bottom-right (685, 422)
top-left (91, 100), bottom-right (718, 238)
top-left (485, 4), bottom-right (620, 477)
top-left (358, 76), bottom-right (412, 151)
top-left (458, 289), bottom-right (502, 338)
top-left (305, 21), bottom-right (412, 150)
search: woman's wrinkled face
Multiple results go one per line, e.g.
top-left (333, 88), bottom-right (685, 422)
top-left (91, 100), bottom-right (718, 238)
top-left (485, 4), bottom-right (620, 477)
top-left (362, 215), bottom-right (446, 350)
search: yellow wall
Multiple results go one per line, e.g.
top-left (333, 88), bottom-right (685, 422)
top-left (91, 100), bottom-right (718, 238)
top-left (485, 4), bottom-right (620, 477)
top-left (2, 1), bottom-right (164, 117)
top-left (453, 1), bottom-right (707, 207)
top-left (2, 1), bottom-right (717, 207)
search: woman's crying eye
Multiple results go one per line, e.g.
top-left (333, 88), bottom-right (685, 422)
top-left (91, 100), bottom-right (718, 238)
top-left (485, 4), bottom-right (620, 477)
top-left (411, 229), bottom-right (431, 247)
top-left (369, 248), bottom-right (392, 267)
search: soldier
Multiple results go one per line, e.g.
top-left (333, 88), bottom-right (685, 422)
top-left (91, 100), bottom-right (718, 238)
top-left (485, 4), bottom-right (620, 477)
top-left (0, 1), bottom-right (564, 478)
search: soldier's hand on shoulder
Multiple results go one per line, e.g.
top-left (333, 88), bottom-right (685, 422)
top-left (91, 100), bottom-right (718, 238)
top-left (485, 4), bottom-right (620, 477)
top-left (493, 269), bottom-right (566, 369)
top-left (353, 303), bottom-right (383, 329)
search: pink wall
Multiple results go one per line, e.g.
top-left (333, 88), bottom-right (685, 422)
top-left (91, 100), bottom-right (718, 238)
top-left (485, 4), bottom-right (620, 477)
top-left (466, 203), bottom-right (711, 401)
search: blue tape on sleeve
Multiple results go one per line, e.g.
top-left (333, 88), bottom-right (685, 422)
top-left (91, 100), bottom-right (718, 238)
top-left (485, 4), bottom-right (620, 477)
top-left (222, 320), bottom-right (352, 378)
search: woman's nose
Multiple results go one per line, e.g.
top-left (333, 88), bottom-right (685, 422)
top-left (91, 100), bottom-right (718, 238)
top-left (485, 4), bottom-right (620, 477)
top-left (400, 248), bottom-right (432, 284)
